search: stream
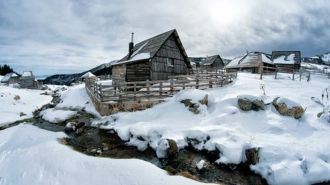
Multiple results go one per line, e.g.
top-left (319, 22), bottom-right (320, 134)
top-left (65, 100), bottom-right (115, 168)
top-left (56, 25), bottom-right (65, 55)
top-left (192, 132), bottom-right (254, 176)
top-left (19, 95), bottom-right (267, 185)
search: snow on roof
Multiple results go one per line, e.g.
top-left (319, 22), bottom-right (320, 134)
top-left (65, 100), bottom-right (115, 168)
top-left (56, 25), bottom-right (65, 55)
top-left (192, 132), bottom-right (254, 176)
top-left (261, 54), bottom-right (273, 64)
top-left (1, 73), bottom-right (12, 82)
top-left (225, 53), bottom-right (273, 68)
top-left (116, 52), bottom-right (151, 65)
top-left (22, 71), bottom-right (32, 77)
top-left (273, 53), bottom-right (296, 64)
top-left (80, 72), bottom-right (95, 78)
top-left (1, 73), bottom-right (19, 82)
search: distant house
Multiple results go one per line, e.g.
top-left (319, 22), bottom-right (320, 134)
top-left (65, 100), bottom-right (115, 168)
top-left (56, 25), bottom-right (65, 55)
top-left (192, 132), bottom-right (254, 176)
top-left (302, 57), bottom-right (321, 64)
top-left (225, 52), bottom-right (276, 74)
top-left (1, 72), bottom-right (19, 85)
top-left (199, 55), bottom-right (225, 70)
top-left (112, 29), bottom-right (191, 83)
top-left (80, 72), bottom-right (97, 82)
top-left (271, 51), bottom-right (301, 72)
top-left (19, 71), bottom-right (38, 89)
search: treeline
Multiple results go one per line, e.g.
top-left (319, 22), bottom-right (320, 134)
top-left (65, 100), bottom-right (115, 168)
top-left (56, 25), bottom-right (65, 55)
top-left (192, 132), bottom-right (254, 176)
top-left (0, 64), bottom-right (14, 76)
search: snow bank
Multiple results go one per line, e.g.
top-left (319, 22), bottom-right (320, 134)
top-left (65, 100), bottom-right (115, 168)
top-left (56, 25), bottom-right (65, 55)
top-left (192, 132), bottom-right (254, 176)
top-left (56, 84), bottom-right (101, 117)
top-left (40, 108), bottom-right (77, 123)
top-left (0, 124), bottom-right (217, 185)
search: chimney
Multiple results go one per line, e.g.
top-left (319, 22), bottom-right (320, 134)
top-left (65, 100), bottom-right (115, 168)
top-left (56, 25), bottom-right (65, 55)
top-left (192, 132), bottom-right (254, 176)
top-left (128, 32), bottom-right (134, 59)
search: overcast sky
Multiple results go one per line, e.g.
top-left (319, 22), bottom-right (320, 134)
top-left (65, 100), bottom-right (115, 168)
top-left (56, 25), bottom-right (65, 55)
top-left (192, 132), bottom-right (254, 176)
top-left (0, 0), bottom-right (329, 76)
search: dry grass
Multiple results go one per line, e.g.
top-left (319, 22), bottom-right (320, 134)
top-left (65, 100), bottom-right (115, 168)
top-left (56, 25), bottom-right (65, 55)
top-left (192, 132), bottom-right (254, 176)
top-left (178, 171), bottom-right (201, 182)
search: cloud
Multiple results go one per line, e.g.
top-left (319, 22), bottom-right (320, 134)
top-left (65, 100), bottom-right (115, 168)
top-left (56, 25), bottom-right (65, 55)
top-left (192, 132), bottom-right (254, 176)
top-left (0, 0), bottom-right (330, 75)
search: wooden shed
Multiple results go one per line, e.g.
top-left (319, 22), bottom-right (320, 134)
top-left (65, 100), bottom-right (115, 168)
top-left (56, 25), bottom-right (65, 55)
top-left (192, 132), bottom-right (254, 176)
top-left (1, 72), bottom-right (19, 85)
top-left (199, 55), bottom-right (225, 70)
top-left (225, 52), bottom-right (276, 74)
top-left (19, 71), bottom-right (38, 89)
top-left (112, 29), bottom-right (191, 83)
top-left (271, 51), bottom-right (301, 73)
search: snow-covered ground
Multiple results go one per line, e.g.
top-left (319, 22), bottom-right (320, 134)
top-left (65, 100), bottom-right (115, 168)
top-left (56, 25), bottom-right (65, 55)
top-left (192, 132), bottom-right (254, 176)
top-left (1, 72), bottom-right (330, 185)
top-left (0, 86), bottom-right (53, 126)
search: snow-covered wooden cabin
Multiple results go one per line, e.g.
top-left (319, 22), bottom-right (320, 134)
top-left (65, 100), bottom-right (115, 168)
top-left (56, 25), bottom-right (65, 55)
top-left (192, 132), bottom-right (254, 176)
top-left (1, 72), bottom-right (19, 85)
top-left (112, 29), bottom-right (191, 83)
top-left (19, 71), bottom-right (38, 89)
top-left (80, 72), bottom-right (97, 82)
top-left (199, 55), bottom-right (225, 70)
top-left (225, 52), bottom-right (276, 74)
top-left (271, 51), bottom-right (301, 73)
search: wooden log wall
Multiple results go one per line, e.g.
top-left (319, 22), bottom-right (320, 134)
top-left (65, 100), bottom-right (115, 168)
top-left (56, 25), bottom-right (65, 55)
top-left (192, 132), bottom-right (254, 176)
top-left (151, 35), bottom-right (188, 81)
top-left (126, 61), bottom-right (150, 82)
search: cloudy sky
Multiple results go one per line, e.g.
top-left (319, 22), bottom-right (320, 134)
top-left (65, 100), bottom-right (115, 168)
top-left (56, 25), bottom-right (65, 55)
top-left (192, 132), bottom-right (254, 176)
top-left (0, 0), bottom-right (329, 76)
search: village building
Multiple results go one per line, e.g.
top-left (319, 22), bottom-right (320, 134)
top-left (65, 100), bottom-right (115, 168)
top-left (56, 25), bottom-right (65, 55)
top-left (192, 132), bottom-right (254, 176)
top-left (80, 72), bottom-right (98, 82)
top-left (199, 55), bottom-right (225, 70)
top-left (1, 72), bottom-right (19, 85)
top-left (301, 56), bottom-right (322, 64)
top-left (19, 71), bottom-right (38, 89)
top-left (112, 29), bottom-right (192, 83)
top-left (271, 51), bottom-right (301, 73)
top-left (225, 52), bottom-right (276, 74)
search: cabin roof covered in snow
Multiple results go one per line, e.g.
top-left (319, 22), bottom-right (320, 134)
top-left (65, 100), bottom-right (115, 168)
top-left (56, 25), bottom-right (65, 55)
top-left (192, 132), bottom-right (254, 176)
top-left (225, 52), bottom-right (273, 69)
top-left (116, 29), bottom-right (191, 67)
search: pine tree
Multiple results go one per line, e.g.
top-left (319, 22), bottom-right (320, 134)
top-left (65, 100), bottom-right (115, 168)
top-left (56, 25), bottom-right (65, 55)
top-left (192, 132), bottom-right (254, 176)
top-left (0, 64), bottom-right (14, 75)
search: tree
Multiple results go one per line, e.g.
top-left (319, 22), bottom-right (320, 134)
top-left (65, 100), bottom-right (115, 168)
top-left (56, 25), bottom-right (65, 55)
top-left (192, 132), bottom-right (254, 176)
top-left (0, 64), bottom-right (14, 75)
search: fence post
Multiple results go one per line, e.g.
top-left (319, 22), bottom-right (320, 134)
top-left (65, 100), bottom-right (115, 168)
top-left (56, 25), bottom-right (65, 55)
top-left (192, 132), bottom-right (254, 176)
top-left (307, 72), bottom-right (310, 82)
top-left (209, 80), bottom-right (212, 88)
top-left (260, 63), bottom-right (263, 80)
top-left (94, 83), bottom-right (97, 95)
top-left (196, 75), bottom-right (199, 89)
top-left (275, 70), bottom-right (278, 79)
top-left (134, 83), bottom-right (137, 101)
top-left (99, 84), bottom-right (103, 102)
top-left (159, 82), bottom-right (163, 96)
top-left (146, 80), bottom-right (150, 94)
top-left (170, 78), bottom-right (174, 95)
top-left (292, 67), bottom-right (295, 80)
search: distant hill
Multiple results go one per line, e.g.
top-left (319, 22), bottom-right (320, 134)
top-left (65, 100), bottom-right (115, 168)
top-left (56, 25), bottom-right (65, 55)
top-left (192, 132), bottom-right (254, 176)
top-left (43, 60), bottom-right (118, 85)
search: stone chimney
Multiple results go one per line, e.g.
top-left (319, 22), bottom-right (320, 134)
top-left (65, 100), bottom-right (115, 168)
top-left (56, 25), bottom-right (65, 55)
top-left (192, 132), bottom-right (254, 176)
top-left (128, 32), bottom-right (134, 59)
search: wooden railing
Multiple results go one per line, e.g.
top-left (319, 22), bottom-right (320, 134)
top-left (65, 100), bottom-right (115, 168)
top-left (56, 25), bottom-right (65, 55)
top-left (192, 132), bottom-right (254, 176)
top-left (85, 72), bottom-right (237, 102)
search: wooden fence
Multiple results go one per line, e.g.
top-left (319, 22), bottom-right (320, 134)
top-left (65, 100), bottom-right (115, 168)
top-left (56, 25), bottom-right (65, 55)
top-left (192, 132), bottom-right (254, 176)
top-left (85, 72), bottom-right (237, 102)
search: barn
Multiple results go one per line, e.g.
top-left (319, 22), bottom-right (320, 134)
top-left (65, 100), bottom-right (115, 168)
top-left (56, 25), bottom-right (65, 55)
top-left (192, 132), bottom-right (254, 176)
top-left (271, 51), bottom-right (301, 73)
top-left (19, 71), bottom-right (38, 89)
top-left (199, 55), bottom-right (225, 70)
top-left (112, 29), bottom-right (191, 83)
top-left (225, 52), bottom-right (276, 74)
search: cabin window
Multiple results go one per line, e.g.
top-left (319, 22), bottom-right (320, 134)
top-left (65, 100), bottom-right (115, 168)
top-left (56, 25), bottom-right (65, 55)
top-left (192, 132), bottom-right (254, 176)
top-left (167, 58), bottom-right (174, 67)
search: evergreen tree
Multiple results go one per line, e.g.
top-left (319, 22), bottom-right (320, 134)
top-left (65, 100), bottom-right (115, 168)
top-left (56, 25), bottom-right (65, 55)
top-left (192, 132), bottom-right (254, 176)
top-left (0, 64), bottom-right (14, 75)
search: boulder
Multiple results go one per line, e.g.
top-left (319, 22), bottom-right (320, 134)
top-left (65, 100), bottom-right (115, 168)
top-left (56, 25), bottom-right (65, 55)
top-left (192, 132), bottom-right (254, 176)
top-left (181, 95), bottom-right (209, 114)
top-left (166, 139), bottom-right (179, 158)
top-left (272, 97), bottom-right (305, 119)
top-left (237, 95), bottom-right (265, 111)
top-left (245, 148), bottom-right (259, 165)
top-left (156, 139), bottom-right (178, 158)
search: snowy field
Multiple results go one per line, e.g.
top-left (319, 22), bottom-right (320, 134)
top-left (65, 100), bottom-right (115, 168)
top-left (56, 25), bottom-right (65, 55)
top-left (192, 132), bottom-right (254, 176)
top-left (1, 72), bottom-right (330, 185)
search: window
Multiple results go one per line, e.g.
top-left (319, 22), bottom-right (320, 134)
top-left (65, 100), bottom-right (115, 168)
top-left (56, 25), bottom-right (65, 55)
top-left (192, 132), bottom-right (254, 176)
top-left (167, 58), bottom-right (174, 66)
